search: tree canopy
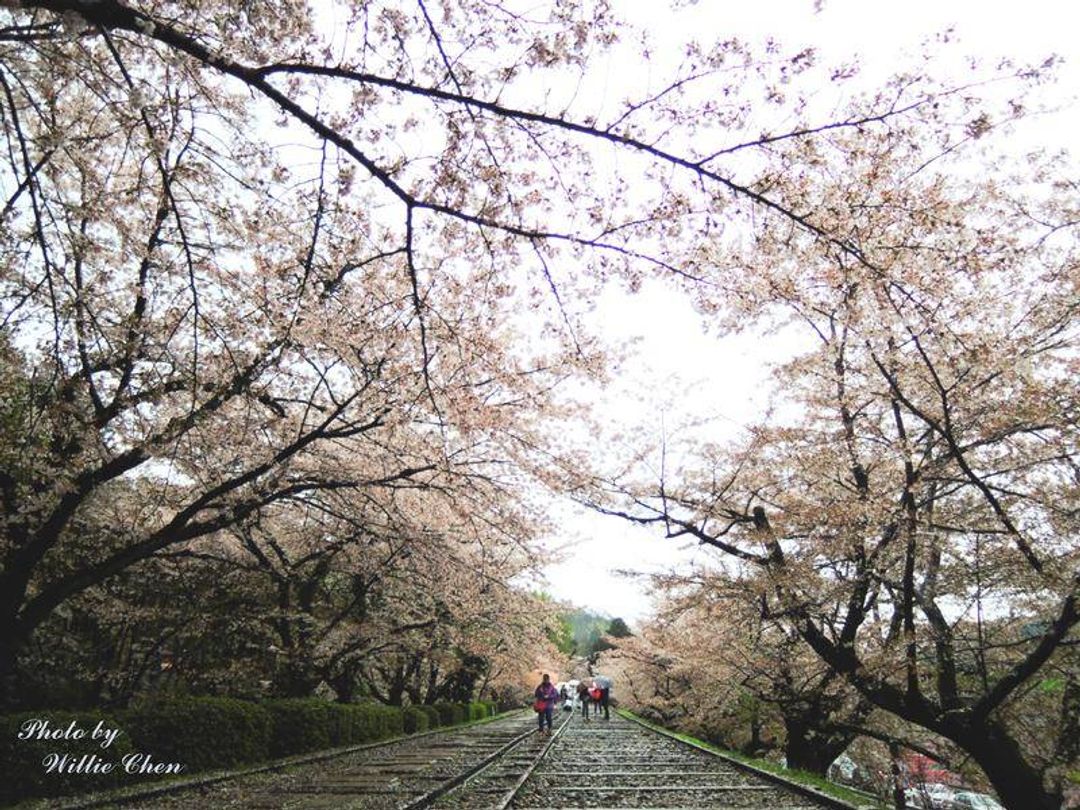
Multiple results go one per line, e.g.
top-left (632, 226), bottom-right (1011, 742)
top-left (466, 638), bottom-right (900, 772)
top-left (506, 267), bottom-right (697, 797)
top-left (0, 2), bottom-right (1075, 807)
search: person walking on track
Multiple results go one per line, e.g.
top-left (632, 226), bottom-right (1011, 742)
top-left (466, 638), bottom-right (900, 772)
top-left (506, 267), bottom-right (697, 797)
top-left (534, 673), bottom-right (559, 734)
top-left (594, 674), bottom-right (612, 721)
top-left (576, 680), bottom-right (592, 721)
top-left (591, 682), bottom-right (609, 721)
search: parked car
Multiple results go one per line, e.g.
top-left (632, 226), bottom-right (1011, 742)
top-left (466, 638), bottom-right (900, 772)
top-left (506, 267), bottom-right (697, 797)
top-left (946, 792), bottom-right (1006, 810)
top-left (904, 787), bottom-right (931, 808)
top-left (904, 783), bottom-right (958, 809)
top-left (828, 753), bottom-right (859, 783)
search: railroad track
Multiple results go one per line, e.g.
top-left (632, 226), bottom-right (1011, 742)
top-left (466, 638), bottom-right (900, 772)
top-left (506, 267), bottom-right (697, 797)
top-left (105, 710), bottom-right (569, 810)
top-left (64, 709), bottom-right (859, 809)
top-left (438, 711), bottom-right (857, 810)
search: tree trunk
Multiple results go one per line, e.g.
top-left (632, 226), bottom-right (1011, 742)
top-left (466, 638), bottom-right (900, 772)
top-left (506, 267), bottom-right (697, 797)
top-left (422, 661), bottom-right (440, 704)
top-left (328, 672), bottom-right (354, 703)
top-left (387, 663), bottom-right (407, 706)
top-left (888, 742), bottom-right (906, 810)
top-left (275, 658), bottom-right (320, 698)
top-left (955, 721), bottom-right (1059, 810)
top-left (799, 616), bottom-right (1063, 809)
top-left (783, 714), bottom-right (851, 775)
top-left (743, 713), bottom-right (768, 757)
top-left (0, 622), bottom-right (29, 710)
top-left (1056, 678), bottom-right (1080, 763)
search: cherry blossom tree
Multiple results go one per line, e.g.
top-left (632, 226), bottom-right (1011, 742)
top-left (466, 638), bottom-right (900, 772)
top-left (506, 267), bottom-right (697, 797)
top-left (601, 570), bottom-right (872, 774)
top-left (0, 0), bottom-right (609, 704)
top-left (600, 593), bottom-right (775, 749)
top-left (231, 481), bottom-right (547, 703)
top-left (16, 470), bottom-right (552, 707)
top-left (586, 84), bottom-right (1079, 807)
top-left (0, 9), bottom-right (1073, 808)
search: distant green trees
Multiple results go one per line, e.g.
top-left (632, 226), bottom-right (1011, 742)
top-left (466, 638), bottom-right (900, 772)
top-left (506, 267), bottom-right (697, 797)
top-left (547, 608), bottom-right (633, 661)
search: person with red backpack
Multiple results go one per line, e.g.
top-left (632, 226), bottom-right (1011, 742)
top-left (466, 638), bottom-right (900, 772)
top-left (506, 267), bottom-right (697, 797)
top-left (533, 673), bottom-right (559, 734)
top-left (588, 682), bottom-right (605, 718)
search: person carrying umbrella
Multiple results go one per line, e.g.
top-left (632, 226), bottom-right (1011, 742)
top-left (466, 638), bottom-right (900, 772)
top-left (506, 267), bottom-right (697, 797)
top-left (593, 674), bottom-right (612, 721)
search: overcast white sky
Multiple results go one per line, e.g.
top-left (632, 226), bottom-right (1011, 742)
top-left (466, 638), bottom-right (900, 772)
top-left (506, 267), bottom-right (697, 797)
top-left (536, 0), bottom-right (1080, 625)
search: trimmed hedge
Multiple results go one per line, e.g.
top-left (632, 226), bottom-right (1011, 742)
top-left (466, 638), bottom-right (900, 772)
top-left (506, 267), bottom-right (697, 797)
top-left (262, 698), bottom-right (333, 757)
top-left (262, 699), bottom-right (412, 756)
top-left (0, 695), bottom-right (494, 804)
top-left (327, 702), bottom-right (363, 746)
top-left (402, 706), bottom-right (429, 734)
top-left (419, 704), bottom-right (441, 729)
top-left (377, 704), bottom-right (404, 738)
top-left (337, 702), bottom-right (385, 744)
top-left (432, 701), bottom-right (466, 726)
top-left (124, 696), bottom-right (273, 772)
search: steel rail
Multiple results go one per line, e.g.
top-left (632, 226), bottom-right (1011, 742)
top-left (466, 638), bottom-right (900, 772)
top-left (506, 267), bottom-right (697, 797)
top-left (53, 709), bottom-right (527, 810)
top-left (489, 709), bottom-right (574, 810)
top-left (401, 717), bottom-right (574, 810)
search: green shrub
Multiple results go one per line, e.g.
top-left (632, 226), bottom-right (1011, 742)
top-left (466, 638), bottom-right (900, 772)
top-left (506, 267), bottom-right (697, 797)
top-left (350, 702), bottom-right (398, 741)
top-left (261, 698), bottom-right (333, 757)
top-left (327, 702), bottom-right (408, 746)
top-left (354, 703), bottom-right (391, 742)
top-left (380, 705), bottom-right (404, 737)
top-left (328, 703), bottom-right (351, 746)
top-left (419, 705), bottom-right (441, 729)
top-left (433, 701), bottom-right (465, 726)
top-left (402, 706), bottom-right (429, 734)
top-left (124, 696), bottom-right (272, 773)
top-left (467, 701), bottom-right (488, 721)
top-left (0, 711), bottom-right (134, 804)
top-left (308, 704), bottom-right (401, 747)
top-left (330, 703), bottom-right (371, 744)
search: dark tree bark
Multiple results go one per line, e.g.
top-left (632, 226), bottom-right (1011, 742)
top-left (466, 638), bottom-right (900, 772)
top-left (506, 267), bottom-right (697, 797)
top-left (783, 713), bottom-right (854, 776)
